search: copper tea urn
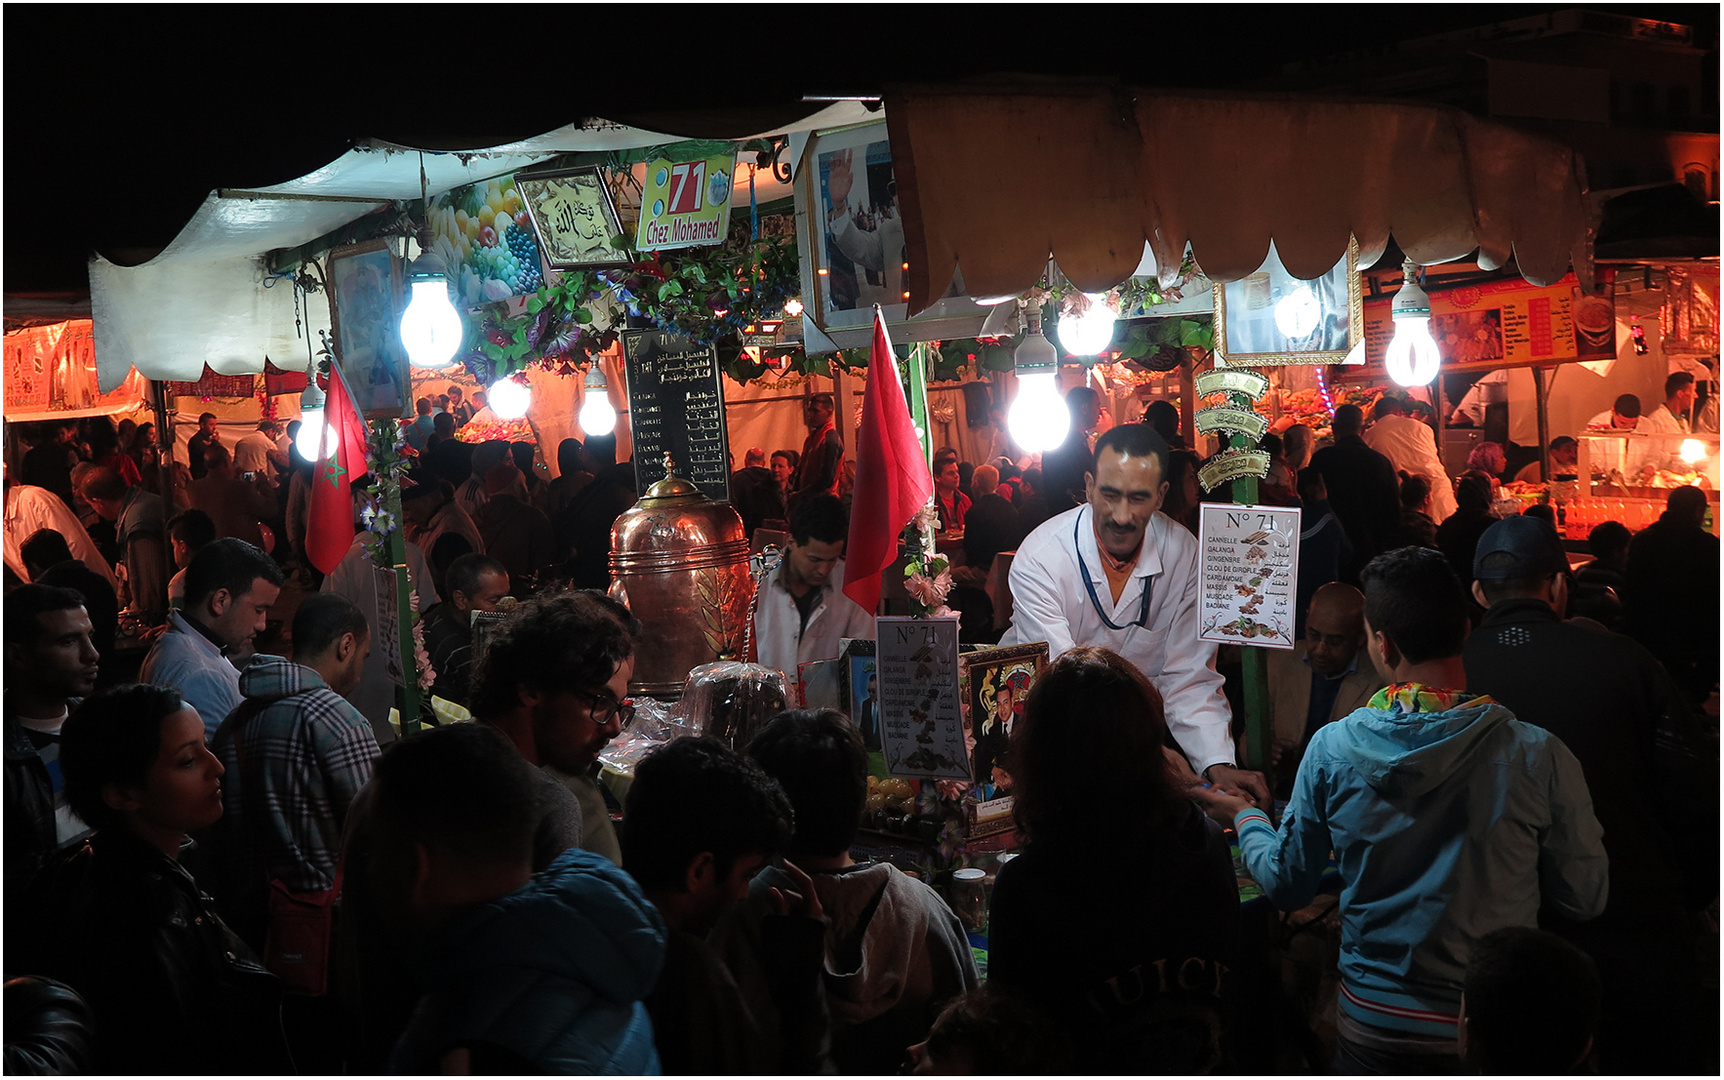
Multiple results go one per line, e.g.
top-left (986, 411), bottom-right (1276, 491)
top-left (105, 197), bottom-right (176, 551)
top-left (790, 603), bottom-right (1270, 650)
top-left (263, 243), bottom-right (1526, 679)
top-left (608, 467), bottom-right (755, 698)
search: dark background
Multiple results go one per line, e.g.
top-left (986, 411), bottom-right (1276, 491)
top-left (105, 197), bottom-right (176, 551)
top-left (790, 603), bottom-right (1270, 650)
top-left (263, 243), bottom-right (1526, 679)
top-left (5, 5), bottom-right (1715, 292)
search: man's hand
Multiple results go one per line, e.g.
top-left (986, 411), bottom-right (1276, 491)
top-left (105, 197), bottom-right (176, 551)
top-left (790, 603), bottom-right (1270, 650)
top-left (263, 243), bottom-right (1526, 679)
top-left (1205, 763), bottom-right (1270, 808)
top-left (1187, 779), bottom-right (1253, 828)
top-left (1269, 738), bottom-right (1297, 768)
top-left (765, 858), bottom-right (824, 921)
top-left (824, 149), bottom-right (854, 218)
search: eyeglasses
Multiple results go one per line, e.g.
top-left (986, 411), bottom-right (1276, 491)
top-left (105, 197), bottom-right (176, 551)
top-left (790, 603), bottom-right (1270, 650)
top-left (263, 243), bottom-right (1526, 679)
top-left (570, 688), bottom-right (635, 728)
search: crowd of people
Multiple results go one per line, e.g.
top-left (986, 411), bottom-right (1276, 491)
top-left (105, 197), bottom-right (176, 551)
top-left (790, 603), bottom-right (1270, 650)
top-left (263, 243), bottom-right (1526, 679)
top-left (2, 377), bottom-right (1717, 1074)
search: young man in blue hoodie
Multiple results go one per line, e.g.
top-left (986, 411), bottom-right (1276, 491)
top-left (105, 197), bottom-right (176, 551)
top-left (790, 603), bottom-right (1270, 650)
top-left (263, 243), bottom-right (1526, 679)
top-left (1194, 546), bottom-right (1607, 1074)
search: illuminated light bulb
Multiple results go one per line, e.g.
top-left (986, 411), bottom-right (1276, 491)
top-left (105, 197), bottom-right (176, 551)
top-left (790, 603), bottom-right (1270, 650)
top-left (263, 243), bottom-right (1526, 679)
top-left (817, 267), bottom-right (830, 277)
top-left (1385, 260), bottom-right (1440, 387)
top-left (1274, 283), bottom-right (1321, 339)
top-left (1680, 438), bottom-right (1707, 464)
top-left (782, 297), bottom-right (804, 317)
top-left (399, 255), bottom-right (464, 369)
top-left (973, 293), bottom-right (1019, 306)
top-left (1006, 309), bottom-right (1070, 453)
top-left (579, 366), bottom-right (616, 435)
top-left (295, 381), bottom-right (334, 460)
top-left (488, 378), bottom-right (531, 420)
top-left (295, 407), bottom-right (334, 460)
top-left (1055, 293), bottom-right (1118, 356)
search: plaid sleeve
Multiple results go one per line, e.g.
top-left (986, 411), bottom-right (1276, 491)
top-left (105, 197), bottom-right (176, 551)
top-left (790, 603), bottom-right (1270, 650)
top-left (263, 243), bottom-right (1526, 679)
top-left (305, 692), bottom-right (381, 824)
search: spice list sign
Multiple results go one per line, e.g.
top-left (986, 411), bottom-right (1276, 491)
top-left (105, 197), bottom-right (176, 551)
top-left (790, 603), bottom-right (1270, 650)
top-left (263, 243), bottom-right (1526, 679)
top-left (1198, 504), bottom-right (1300, 648)
top-left (635, 152), bottom-right (736, 252)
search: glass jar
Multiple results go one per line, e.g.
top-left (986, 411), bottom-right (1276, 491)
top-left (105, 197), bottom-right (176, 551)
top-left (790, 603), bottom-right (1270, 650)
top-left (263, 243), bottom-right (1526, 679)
top-left (950, 867), bottom-right (990, 932)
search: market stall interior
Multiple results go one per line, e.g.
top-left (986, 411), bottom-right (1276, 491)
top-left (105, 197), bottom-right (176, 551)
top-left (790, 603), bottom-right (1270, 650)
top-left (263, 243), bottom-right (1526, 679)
top-left (5, 9), bottom-right (1718, 1075)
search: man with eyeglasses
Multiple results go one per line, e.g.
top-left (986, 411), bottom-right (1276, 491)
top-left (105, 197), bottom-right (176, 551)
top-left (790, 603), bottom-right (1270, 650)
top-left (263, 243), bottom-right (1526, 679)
top-left (1261, 582), bottom-right (1384, 799)
top-left (469, 590), bottom-right (641, 866)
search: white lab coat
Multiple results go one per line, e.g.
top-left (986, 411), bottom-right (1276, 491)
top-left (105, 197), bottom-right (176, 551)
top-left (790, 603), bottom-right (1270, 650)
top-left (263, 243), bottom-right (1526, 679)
top-left (1000, 504), bottom-right (1234, 774)
top-left (1363, 415), bottom-right (1458, 521)
top-left (753, 557), bottom-right (875, 686)
top-left (2, 483), bottom-right (120, 590)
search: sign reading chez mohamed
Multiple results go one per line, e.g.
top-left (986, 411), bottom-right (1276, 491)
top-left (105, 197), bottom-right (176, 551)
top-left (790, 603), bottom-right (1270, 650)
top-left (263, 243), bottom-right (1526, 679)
top-left (635, 152), bottom-right (737, 253)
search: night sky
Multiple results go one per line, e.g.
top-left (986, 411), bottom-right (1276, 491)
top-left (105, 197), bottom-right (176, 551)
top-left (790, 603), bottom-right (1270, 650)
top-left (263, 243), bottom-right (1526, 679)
top-left (5, 5), bottom-right (1714, 293)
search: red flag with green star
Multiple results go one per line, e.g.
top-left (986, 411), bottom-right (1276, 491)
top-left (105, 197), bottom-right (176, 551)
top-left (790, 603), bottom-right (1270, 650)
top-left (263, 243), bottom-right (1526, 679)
top-left (305, 359), bottom-right (371, 574)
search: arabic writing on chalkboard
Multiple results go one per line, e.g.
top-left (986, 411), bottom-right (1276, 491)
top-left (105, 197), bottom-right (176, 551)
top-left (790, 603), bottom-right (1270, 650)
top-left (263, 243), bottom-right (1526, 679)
top-left (622, 331), bottom-right (731, 500)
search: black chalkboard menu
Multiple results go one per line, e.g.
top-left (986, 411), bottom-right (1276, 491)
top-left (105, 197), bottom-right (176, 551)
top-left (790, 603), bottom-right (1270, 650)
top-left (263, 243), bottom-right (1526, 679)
top-left (621, 330), bottom-right (731, 501)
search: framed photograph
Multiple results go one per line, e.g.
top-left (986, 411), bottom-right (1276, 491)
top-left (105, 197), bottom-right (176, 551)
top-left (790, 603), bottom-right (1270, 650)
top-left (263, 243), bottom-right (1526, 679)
top-left (793, 120), bottom-right (990, 352)
top-left (797, 658), bottom-right (843, 713)
top-left (1213, 237), bottom-right (1362, 366)
top-left (517, 166), bottom-right (628, 269)
top-left (327, 240), bottom-right (411, 419)
top-left (838, 639), bottom-right (879, 753)
top-left (956, 643), bottom-right (1048, 792)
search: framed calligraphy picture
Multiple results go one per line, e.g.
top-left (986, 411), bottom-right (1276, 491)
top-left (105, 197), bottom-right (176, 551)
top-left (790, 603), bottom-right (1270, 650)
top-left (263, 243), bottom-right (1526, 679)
top-left (327, 240), bottom-right (411, 419)
top-left (517, 167), bottom-right (628, 269)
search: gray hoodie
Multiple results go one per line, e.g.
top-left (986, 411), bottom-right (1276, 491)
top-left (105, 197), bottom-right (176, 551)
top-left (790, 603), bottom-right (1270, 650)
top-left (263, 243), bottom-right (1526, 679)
top-left (718, 860), bottom-right (980, 1075)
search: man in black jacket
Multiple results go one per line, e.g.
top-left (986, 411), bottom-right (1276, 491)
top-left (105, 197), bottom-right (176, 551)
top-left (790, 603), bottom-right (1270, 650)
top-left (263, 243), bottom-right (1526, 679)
top-left (4, 586), bottom-right (101, 920)
top-left (1623, 486), bottom-right (1720, 705)
top-left (1309, 404), bottom-right (1399, 584)
top-left (1463, 516), bottom-right (1716, 1074)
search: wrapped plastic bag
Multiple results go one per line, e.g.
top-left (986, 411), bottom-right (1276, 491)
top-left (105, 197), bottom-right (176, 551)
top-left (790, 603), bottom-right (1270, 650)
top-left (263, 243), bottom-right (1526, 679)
top-left (672, 661), bottom-right (788, 749)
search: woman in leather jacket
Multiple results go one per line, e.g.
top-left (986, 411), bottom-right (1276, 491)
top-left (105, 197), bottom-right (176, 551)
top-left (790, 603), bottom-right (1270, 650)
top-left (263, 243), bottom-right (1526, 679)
top-left (14, 685), bottom-right (292, 1075)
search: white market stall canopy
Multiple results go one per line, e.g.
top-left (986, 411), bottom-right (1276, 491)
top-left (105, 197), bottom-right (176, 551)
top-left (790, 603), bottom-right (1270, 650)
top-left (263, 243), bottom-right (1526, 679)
top-left (883, 82), bottom-right (1596, 312)
top-left (88, 104), bottom-right (876, 392)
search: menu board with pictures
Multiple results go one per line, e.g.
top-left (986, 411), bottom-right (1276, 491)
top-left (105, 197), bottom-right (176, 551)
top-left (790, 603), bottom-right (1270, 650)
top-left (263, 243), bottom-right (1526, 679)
top-left (622, 330), bottom-right (730, 500)
top-left (875, 616), bottom-right (969, 780)
top-left (1198, 503), bottom-right (1301, 649)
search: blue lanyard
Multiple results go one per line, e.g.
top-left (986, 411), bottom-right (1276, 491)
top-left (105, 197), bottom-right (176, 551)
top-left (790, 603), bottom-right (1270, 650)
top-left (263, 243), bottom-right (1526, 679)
top-left (1073, 509), bottom-right (1154, 631)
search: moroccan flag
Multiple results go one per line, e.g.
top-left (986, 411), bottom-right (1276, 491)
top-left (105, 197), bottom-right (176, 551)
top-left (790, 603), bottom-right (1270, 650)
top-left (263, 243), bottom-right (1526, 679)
top-left (844, 308), bottom-right (933, 615)
top-left (305, 360), bottom-right (371, 574)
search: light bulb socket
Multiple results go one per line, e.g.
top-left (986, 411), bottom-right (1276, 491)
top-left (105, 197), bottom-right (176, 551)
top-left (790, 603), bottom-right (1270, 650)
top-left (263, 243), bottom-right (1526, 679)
top-left (584, 365), bottom-right (608, 390)
top-left (1391, 260), bottom-right (1430, 321)
top-left (1015, 308), bottom-right (1059, 374)
top-left (406, 251), bottom-right (450, 283)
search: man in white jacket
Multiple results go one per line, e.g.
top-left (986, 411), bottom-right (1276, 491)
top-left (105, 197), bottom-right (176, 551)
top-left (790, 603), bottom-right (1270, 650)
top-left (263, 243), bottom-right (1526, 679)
top-left (753, 494), bottom-right (873, 682)
top-left (1363, 396), bottom-right (1458, 522)
top-left (1001, 424), bottom-right (1269, 804)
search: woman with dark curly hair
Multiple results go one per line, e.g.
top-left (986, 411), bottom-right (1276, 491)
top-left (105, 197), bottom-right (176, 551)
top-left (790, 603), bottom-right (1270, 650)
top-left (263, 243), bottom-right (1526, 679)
top-left (15, 685), bottom-right (292, 1074)
top-left (988, 647), bottom-right (1239, 1073)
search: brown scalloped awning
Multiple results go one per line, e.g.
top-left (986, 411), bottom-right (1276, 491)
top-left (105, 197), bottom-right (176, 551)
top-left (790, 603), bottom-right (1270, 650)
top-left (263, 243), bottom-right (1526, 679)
top-left (885, 82), bottom-right (1593, 314)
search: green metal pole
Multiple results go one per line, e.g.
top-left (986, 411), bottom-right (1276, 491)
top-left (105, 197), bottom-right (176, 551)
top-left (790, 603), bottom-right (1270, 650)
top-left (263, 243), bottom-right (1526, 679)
top-left (376, 424), bottom-right (422, 736)
top-left (1230, 424), bottom-right (1272, 776)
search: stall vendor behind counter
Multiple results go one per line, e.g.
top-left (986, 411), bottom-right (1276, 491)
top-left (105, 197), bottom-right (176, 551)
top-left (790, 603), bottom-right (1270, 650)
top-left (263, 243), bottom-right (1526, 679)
top-left (1000, 425), bottom-right (1268, 804)
top-left (753, 494), bottom-right (873, 680)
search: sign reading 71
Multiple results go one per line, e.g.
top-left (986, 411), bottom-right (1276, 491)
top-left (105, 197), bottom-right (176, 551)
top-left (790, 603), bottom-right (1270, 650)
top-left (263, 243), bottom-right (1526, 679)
top-left (636, 151), bottom-right (736, 252)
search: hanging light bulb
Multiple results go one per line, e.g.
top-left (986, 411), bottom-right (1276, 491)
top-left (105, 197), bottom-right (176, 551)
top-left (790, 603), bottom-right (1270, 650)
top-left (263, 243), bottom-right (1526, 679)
top-left (488, 377), bottom-right (531, 420)
top-left (1056, 293), bottom-right (1118, 357)
top-left (1384, 259), bottom-right (1440, 387)
top-left (399, 254), bottom-right (464, 368)
top-left (1680, 438), bottom-right (1707, 464)
top-left (1274, 283), bottom-right (1322, 339)
top-left (400, 163), bottom-right (465, 369)
top-left (1007, 307), bottom-right (1069, 453)
top-left (294, 381), bottom-right (334, 460)
top-left (782, 297), bottom-right (804, 317)
top-left (578, 365), bottom-right (616, 436)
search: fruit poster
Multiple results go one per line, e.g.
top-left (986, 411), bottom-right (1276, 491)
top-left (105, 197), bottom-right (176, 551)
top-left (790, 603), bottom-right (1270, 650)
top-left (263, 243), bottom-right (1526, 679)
top-left (426, 174), bottom-right (547, 309)
top-left (1198, 504), bottom-right (1300, 649)
top-left (875, 616), bottom-right (969, 780)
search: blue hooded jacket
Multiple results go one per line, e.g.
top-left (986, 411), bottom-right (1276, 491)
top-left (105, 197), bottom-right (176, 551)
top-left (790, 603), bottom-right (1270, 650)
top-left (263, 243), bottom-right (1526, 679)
top-left (1232, 687), bottom-right (1607, 1038)
top-left (392, 847), bottom-right (667, 1074)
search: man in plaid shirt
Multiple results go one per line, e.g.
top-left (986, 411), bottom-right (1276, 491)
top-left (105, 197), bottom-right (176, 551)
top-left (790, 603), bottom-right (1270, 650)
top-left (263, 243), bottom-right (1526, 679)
top-left (211, 592), bottom-right (378, 947)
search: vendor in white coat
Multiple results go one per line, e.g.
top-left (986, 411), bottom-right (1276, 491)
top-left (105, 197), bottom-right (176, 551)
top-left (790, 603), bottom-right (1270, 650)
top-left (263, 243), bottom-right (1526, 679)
top-left (1000, 424), bottom-right (1270, 805)
top-left (753, 493), bottom-right (874, 682)
top-left (1363, 396), bottom-right (1458, 522)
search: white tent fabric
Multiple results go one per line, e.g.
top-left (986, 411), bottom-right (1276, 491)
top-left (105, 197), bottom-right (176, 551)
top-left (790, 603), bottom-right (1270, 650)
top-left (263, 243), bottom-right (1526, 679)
top-left (89, 104), bottom-right (877, 392)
